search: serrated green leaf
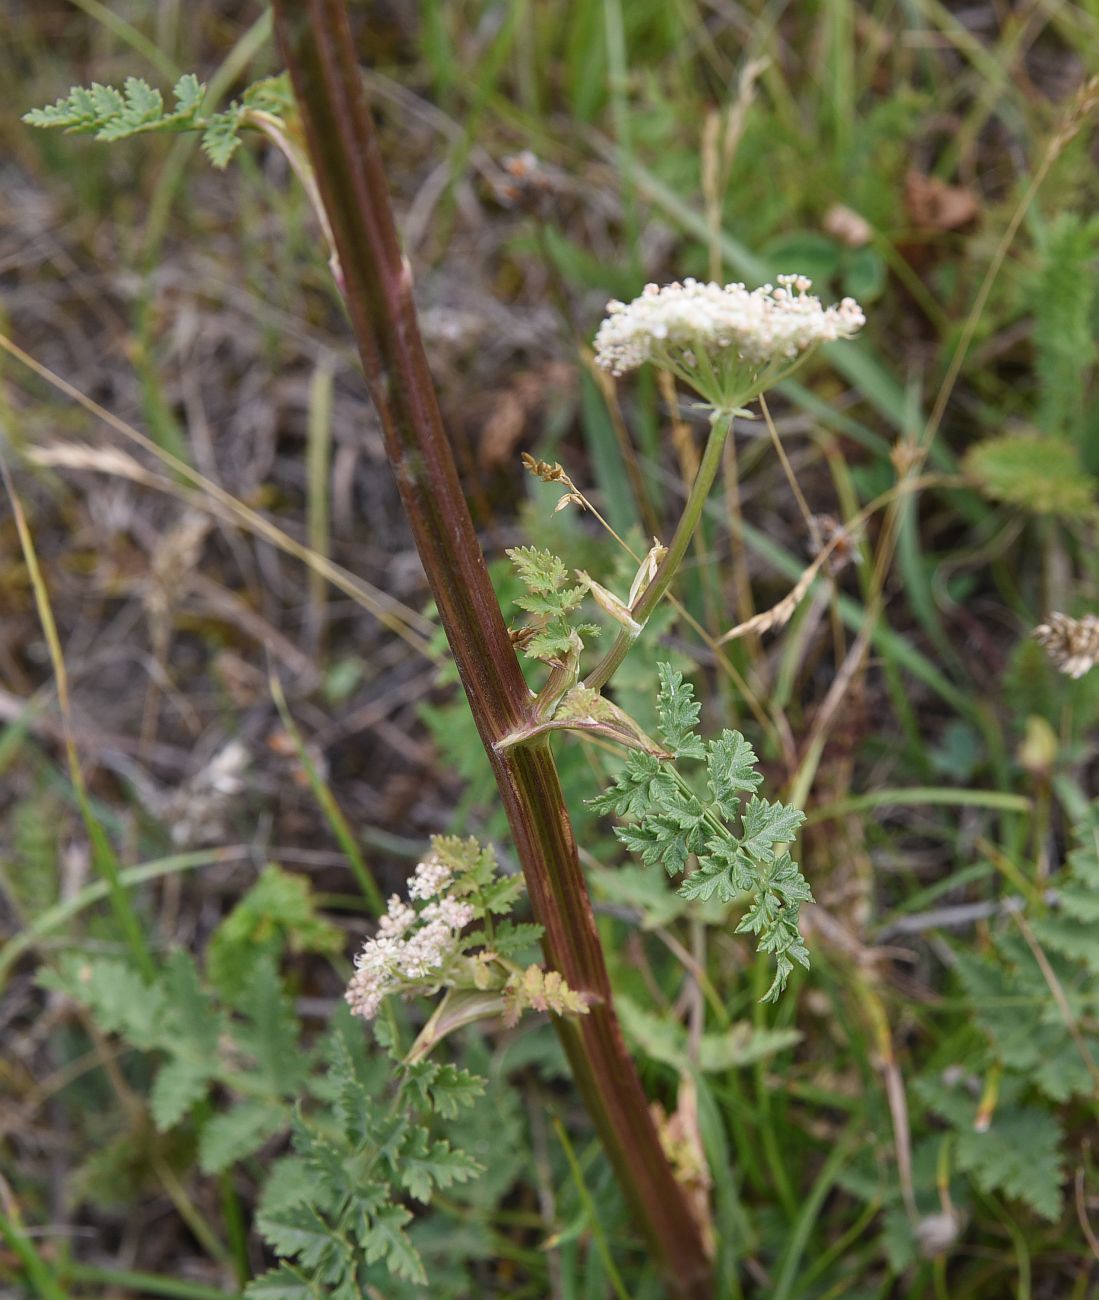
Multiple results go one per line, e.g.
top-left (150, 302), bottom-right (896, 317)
top-left (242, 74), bottom-right (295, 116)
top-left (523, 628), bottom-right (576, 661)
top-left (236, 957), bottom-right (306, 1092)
top-left (397, 1131), bottom-right (482, 1202)
top-left (89, 82), bottom-right (124, 118)
top-left (506, 545), bottom-right (568, 593)
top-left (740, 796), bottom-right (805, 863)
top-left (245, 1265), bottom-right (321, 1300)
top-left (258, 1203), bottom-right (341, 1271)
top-left (41, 956), bottom-right (167, 1049)
top-left (513, 585), bottom-right (585, 618)
top-left (1030, 913), bottom-right (1099, 975)
top-left (258, 1156), bottom-right (315, 1218)
top-left (199, 1101), bottom-right (284, 1174)
top-left (486, 920), bottom-right (544, 958)
top-left (172, 73), bottom-right (204, 115)
top-left (123, 76), bottom-right (162, 121)
top-left (202, 110), bottom-right (243, 168)
top-left (425, 1064), bottom-right (486, 1120)
top-left (208, 864), bottom-right (340, 1000)
top-left (656, 663), bottom-right (706, 758)
top-left (678, 855), bottom-right (735, 903)
top-left (361, 1204), bottom-right (426, 1283)
top-left (23, 86), bottom-right (97, 130)
top-left (162, 949), bottom-right (222, 1053)
top-left (706, 729), bottom-right (762, 815)
top-left (588, 751), bottom-right (667, 818)
top-left (758, 952), bottom-right (795, 1004)
top-left (954, 1108), bottom-right (1065, 1221)
top-left (151, 1055), bottom-right (214, 1130)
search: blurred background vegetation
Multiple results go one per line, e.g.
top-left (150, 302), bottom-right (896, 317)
top-left (3, 1), bottom-right (1099, 1297)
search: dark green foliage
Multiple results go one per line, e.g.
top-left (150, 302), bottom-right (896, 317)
top-left (916, 802), bottom-right (1099, 1222)
top-left (592, 664), bottom-right (809, 1002)
top-left (248, 1028), bottom-right (484, 1296)
top-left (917, 1075), bottom-right (1066, 1223)
top-left (208, 863), bottom-right (343, 1000)
top-left (37, 861), bottom-right (507, 1295)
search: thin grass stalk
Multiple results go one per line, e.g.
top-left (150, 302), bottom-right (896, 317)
top-left (268, 4), bottom-right (712, 1294)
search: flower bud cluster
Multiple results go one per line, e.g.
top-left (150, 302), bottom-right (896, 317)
top-left (346, 850), bottom-right (476, 1020)
top-left (593, 275), bottom-right (865, 409)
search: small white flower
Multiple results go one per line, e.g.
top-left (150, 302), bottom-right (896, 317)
top-left (377, 895), bottom-right (416, 939)
top-left (407, 853), bottom-right (452, 900)
top-left (430, 897), bottom-right (476, 929)
top-left (345, 859), bottom-right (477, 1020)
top-left (593, 275), bottom-right (865, 410)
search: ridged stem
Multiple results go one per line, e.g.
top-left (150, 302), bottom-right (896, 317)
top-left (269, 5), bottom-right (712, 1295)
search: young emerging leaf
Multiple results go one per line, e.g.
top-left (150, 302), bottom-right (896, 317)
top-left (506, 545), bottom-right (592, 666)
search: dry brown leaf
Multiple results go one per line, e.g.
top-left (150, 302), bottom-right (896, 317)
top-left (477, 363), bottom-right (575, 470)
top-left (904, 170), bottom-right (980, 231)
top-left (823, 203), bottom-right (873, 248)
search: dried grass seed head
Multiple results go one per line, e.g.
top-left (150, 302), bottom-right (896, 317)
top-left (1033, 611), bottom-right (1099, 679)
top-left (593, 275), bottom-right (865, 410)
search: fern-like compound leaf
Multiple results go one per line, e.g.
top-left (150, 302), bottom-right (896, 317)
top-left (593, 662), bottom-right (812, 999)
top-left (506, 545), bottom-right (568, 594)
top-left (740, 796), bottom-right (806, 864)
top-left (23, 72), bottom-right (279, 170)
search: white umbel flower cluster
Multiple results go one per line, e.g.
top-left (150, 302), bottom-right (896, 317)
top-left (346, 850), bottom-right (476, 1020)
top-left (593, 275), bottom-right (865, 409)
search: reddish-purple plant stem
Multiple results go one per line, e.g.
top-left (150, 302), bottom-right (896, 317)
top-left (270, 4), bottom-right (712, 1295)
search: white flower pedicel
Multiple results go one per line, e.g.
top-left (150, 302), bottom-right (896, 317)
top-left (594, 275), bottom-right (865, 411)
